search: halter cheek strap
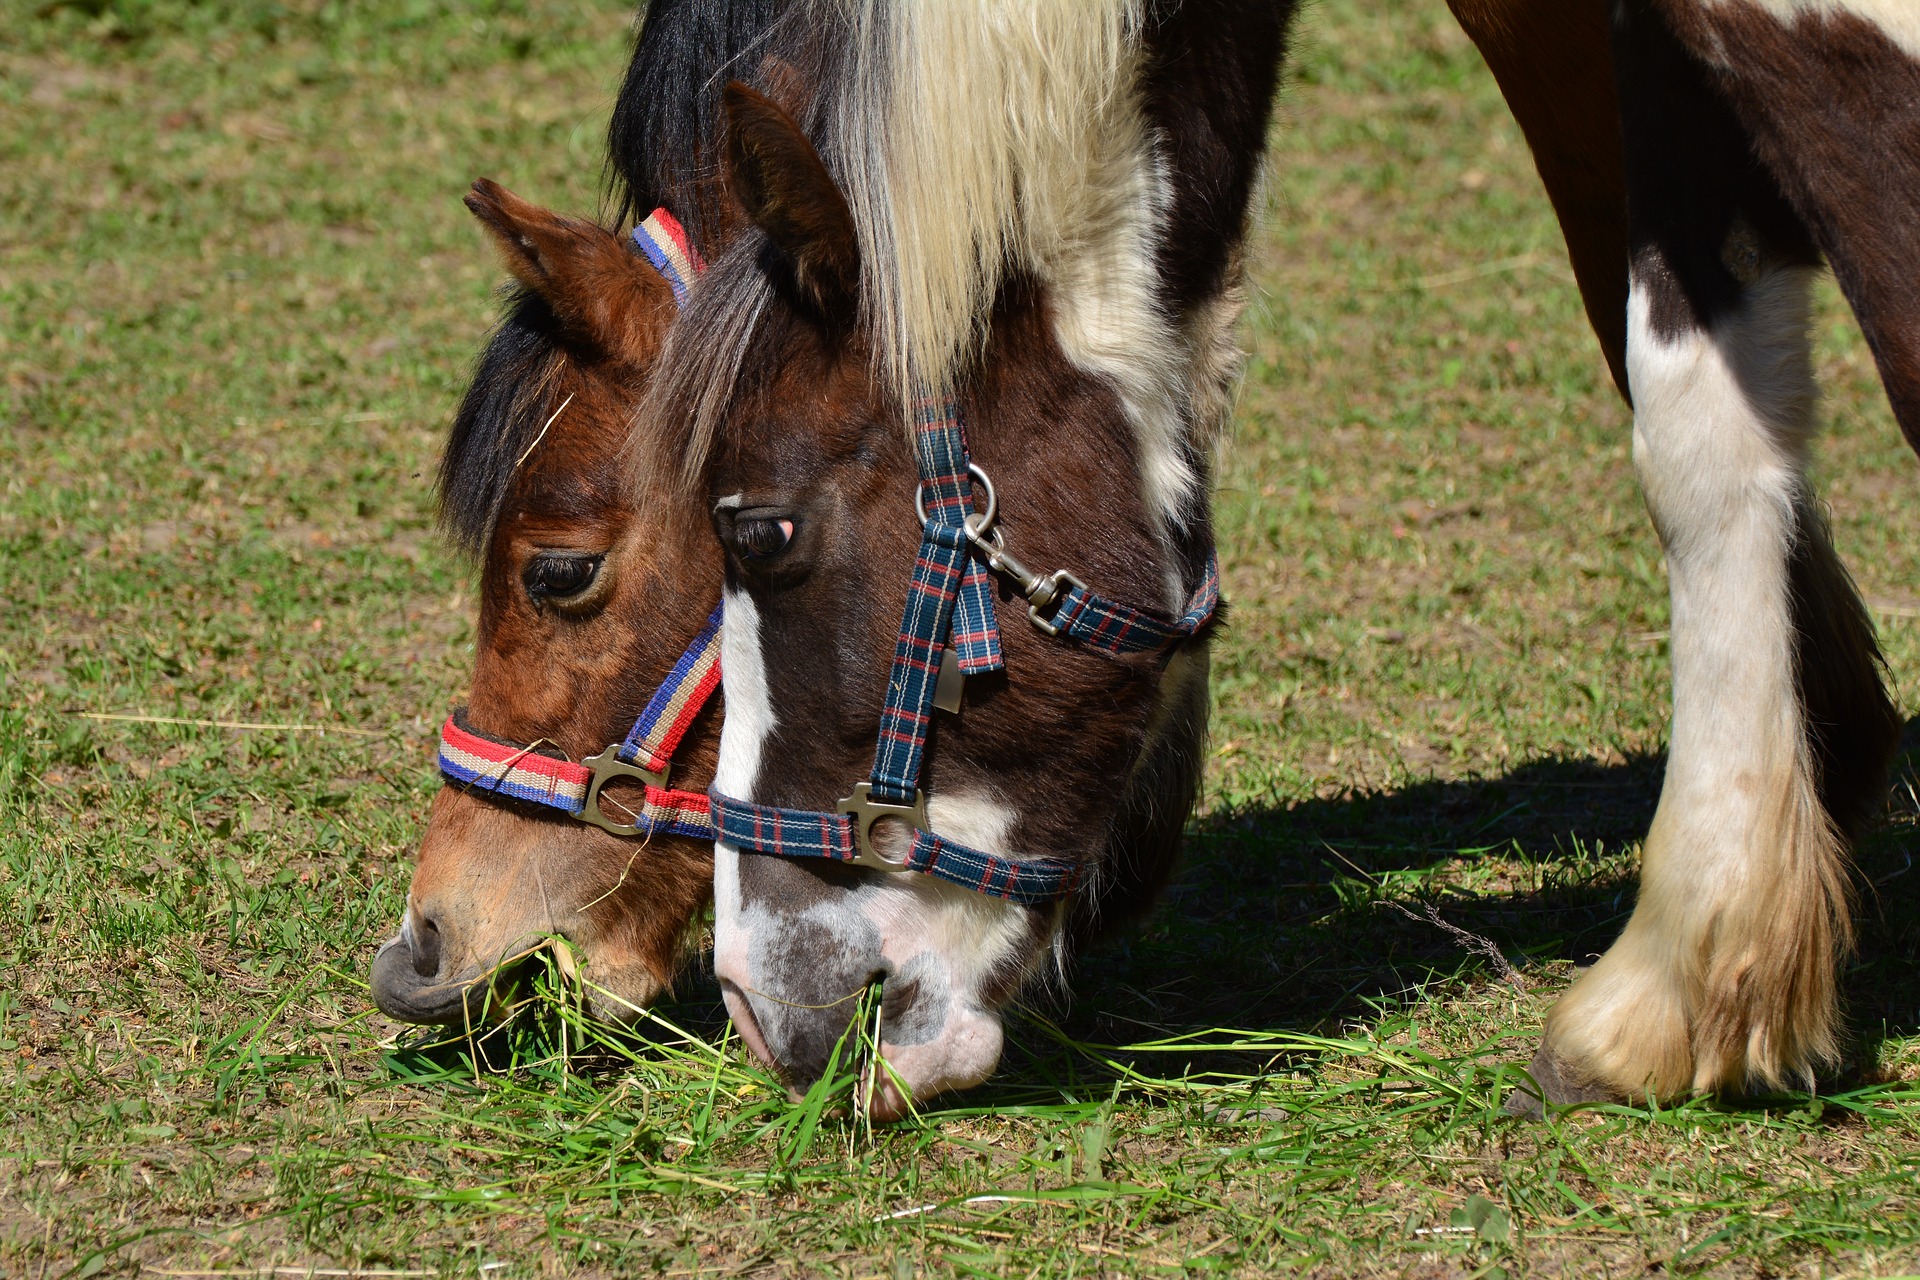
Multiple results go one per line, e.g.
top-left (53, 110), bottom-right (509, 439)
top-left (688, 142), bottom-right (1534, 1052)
top-left (708, 396), bottom-right (1218, 905)
top-left (439, 207), bottom-right (723, 841)
top-left (439, 604), bottom-right (722, 838)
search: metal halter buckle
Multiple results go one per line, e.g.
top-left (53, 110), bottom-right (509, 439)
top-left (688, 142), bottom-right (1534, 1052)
top-left (836, 782), bottom-right (927, 871)
top-left (1022, 569), bottom-right (1087, 637)
top-left (915, 461), bottom-right (996, 531)
top-left (962, 520), bottom-right (1087, 638)
top-left (576, 747), bottom-right (669, 837)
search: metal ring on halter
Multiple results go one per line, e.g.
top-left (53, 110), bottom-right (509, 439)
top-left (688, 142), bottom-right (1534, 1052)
top-left (835, 782), bottom-right (926, 870)
top-left (577, 747), bottom-right (671, 837)
top-left (915, 461), bottom-right (996, 535)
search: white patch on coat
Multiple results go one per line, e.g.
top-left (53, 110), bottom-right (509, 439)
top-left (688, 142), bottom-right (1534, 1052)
top-left (924, 788), bottom-right (1018, 856)
top-left (1709, 0), bottom-right (1920, 59)
top-left (711, 586), bottom-right (777, 979)
top-left (1632, 267), bottom-right (1816, 881)
top-left (1042, 127), bottom-right (1197, 596)
top-left (865, 789), bottom-right (1035, 1102)
top-left (1546, 262), bottom-right (1841, 1095)
top-left (868, 789), bottom-right (1030, 996)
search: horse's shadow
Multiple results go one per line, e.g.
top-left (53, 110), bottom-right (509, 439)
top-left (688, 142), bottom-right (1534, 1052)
top-left (997, 724), bottom-right (1920, 1097)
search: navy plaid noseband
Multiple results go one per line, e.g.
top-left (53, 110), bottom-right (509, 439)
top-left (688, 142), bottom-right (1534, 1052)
top-left (709, 396), bottom-right (1219, 906)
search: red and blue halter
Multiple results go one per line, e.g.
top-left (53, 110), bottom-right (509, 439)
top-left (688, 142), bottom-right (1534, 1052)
top-left (436, 209), bottom-right (721, 841)
top-left (439, 205), bottom-right (1217, 900)
top-left (709, 397), bottom-right (1218, 907)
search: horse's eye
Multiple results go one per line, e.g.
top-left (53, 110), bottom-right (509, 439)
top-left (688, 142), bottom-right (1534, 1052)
top-left (524, 554), bottom-right (601, 601)
top-left (735, 517), bottom-right (795, 560)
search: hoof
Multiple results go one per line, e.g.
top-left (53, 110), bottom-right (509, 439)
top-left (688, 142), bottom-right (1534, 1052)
top-left (1504, 1044), bottom-right (1622, 1117)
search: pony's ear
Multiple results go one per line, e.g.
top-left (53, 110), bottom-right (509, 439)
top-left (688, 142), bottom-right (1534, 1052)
top-left (722, 82), bottom-right (859, 318)
top-left (463, 178), bottom-right (669, 362)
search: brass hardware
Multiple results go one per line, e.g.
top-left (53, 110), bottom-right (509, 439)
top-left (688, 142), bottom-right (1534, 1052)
top-left (836, 783), bottom-right (927, 870)
top-left (576, 747), bottom-right (669, 836)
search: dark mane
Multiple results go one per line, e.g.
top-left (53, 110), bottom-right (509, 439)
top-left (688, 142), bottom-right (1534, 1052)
top-left (437, 290), bottom-right (565, 558)
top-left (606, 0), bottom-right (793, 251)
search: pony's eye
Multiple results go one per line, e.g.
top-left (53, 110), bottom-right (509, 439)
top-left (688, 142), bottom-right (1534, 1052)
top-left (735, 517), bottom-right (795, 560)
top-left (523, 554), bottom-right (601, 602)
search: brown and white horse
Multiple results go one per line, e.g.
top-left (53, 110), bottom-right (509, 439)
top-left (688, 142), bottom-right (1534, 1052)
top-left (1478, 0), bottom-right (1916, 1110)
top-left (375, 0), bottom-right (1920, 1114)
top-left (632, 2), bottom-right (1282, 1114)
top-left (619, 0), bottom-right (1920, 1114)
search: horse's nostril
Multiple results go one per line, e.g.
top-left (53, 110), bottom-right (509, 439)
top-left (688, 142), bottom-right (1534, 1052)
top-left (411, 914), bottom-right (443, 978)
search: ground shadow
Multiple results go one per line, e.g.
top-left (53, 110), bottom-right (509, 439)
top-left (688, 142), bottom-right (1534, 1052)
top-left (1004, 723), bottom-right (1920, 1095)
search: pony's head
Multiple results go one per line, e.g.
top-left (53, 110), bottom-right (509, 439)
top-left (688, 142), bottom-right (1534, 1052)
top-left (645, 86), bottom-right (1213, 1116)
top-left (372, 181), bottom-right (722, 1026)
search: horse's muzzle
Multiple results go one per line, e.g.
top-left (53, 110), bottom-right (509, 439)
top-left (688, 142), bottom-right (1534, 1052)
top-left (369, 915), bottom-right (481, 1025)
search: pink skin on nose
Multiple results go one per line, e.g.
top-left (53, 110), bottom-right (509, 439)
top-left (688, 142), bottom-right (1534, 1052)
top-left (719, 978), bottom-right (800, 1098)
top-left (870, 1011), bottom-right (1005, 1120)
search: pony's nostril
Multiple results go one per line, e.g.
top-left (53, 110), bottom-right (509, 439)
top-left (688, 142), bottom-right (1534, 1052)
top-left (411, 914), bottom-right (443, 978)
top-left (866, 1058), bottom-right (913, 1123)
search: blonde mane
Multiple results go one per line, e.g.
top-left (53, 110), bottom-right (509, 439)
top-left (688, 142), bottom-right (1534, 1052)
top-left (829, 0), bottom-right (1199, 544)
top-left (645, 0), bottom-right (1205, 549)
top-left (828, 0), bottom-right (1142, 386)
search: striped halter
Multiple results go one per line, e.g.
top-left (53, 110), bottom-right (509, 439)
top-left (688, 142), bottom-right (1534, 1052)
top-left (708, 397), bottom-right (1218, 906)
top-left (436, 208), bottom-right (721, 840)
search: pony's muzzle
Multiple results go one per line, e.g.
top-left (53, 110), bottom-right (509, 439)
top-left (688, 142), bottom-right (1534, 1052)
top-left (717, 966), bottom-right (1006, 1120)
top-left (370, 911), bottom-right (480, 1025)
top-left (718, 977), bottom-right (806, 1103)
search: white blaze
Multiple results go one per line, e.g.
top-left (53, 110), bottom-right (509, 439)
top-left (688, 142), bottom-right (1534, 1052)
top-left (711, 585), bottom-right (776, 978)
top-left (1710, 0), bottom-right (1920, 59)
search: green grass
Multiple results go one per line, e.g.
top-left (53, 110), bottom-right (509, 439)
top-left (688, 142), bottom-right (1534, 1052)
top-left (5, 0), bottom-right (1920, 1274)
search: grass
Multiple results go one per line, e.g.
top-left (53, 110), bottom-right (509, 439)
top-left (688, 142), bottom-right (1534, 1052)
top-left (4, 0), bottom-right (1920, 1274)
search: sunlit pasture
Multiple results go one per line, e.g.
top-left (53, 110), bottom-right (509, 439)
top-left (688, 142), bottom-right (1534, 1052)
top-left (3, 1), bottom-right (1918, 1275)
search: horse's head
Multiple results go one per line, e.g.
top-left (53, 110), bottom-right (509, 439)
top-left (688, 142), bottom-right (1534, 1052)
top-left (372, 181), bottom-right (722, 1026)
top-left (649, 87), bottom-right (1213, 1115)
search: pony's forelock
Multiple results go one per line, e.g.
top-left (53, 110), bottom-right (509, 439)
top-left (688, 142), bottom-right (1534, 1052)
top-left (629, 236), bottom-right (779, 503)
top-left (438, 290), bottom-right (567, 558)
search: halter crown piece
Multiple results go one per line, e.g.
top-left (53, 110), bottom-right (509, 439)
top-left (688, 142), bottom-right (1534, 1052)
top-left (436, 208), bottom-right (721, 839)
top-left (708, 394), bottom-right (1219, 906)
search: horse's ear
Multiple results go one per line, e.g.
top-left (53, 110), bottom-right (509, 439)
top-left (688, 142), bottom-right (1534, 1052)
top-left (722, 82), bottom-right (859, 318)
top-left (463, 178), bottom-right (667, 361)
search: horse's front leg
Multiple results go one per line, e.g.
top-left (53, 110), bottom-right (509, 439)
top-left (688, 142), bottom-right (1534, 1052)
top-left (1516, 0), bottom-right (1901, 1110)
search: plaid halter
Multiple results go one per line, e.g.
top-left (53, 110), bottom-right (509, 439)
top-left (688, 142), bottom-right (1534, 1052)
top-left (709, 397), bottom-right (1218, 904)
top-left (440, 207), bottom-right (722, 841)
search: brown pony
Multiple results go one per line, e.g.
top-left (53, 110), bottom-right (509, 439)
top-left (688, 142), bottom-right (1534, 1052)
top-left (370, 181), bottom-right (723, 1025)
